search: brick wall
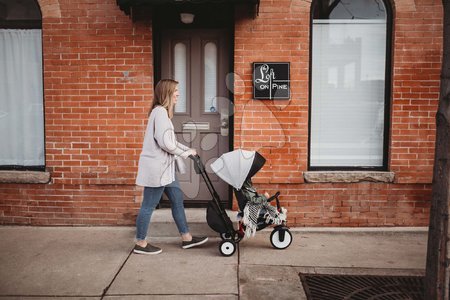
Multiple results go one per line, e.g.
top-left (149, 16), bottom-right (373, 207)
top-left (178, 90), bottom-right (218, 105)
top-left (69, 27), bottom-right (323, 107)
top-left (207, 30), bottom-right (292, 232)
top-left (1, 0), bottom-right (151, 225)
top-left (255, 182), bottom-right (431, 227)
top-left (0, 0), bottom-right (442, 227)
top-left (233, 0), bottom-right (442, 226)
top-left (390, 0), bottom-right (442, 183)
top-left (234, 0), bottom-right (310, 185)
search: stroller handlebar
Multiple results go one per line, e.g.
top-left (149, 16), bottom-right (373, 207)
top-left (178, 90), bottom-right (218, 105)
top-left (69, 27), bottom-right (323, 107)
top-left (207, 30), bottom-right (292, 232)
top-left (188, 154), bottom-right (221, 202)
top-left (189, 154), bottom-right (204, 174)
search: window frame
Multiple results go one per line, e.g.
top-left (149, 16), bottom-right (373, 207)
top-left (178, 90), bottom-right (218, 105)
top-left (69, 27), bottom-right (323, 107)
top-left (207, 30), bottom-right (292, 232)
top-left (307, 0), bottom-right (393, 171)
top-left (0, 0), bottom-right (45, 172)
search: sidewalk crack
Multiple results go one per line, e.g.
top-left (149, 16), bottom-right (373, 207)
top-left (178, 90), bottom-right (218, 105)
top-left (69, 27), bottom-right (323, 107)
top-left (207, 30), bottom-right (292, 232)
top-left (100, 248), bottom-right (133, 299)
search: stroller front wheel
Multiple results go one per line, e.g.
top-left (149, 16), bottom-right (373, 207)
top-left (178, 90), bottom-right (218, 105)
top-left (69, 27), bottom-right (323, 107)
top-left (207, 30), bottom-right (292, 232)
top-left (270, 228), bottom-right (293, 250)
top-left (219, 240), bottom-right (236, 256)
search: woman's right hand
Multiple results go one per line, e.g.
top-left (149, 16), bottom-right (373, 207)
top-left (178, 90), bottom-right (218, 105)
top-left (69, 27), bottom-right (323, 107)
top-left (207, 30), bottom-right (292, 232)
top-left (187, 148), bottom-right (197, 157)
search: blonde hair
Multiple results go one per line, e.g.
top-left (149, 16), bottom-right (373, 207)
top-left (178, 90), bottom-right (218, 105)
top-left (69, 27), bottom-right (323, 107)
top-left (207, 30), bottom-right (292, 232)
top-left (151, 79), bottom-right (179, 118)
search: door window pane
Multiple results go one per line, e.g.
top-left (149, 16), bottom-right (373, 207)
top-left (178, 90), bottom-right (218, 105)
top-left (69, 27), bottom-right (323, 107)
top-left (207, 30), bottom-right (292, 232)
top-left (174, 42), bottom-right (187, 113)
top-left (204, 42), bottom-right (218, 113)
top-left (310, 0), bottom-right (389, 168)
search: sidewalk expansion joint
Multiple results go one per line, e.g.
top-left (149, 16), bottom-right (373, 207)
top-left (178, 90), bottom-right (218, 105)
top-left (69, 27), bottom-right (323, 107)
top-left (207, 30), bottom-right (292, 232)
top-left (100, 248), bottom-right (133, 300)
top-left (103, 293), bottom-right (239, 297)
top-left (237, 243), bottom-right (241, 300)
top-left (0, 295), bottom-right (99, 298)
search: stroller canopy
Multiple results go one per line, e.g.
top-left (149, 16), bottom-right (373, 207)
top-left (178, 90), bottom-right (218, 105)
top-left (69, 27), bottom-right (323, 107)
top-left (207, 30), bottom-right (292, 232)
top-left (210, 149), bottom-right (266, 190)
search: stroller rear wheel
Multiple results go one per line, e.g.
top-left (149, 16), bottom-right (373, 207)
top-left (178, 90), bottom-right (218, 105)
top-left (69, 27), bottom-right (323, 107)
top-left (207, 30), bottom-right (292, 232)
top-left (220, 232), bottom-right (233, 240)
top-left (270, 227), bottom-right (292, 250)
top-left (221, 231), bottom-right (243, 243)
top-left (219, 240), bottom-right (236, 256)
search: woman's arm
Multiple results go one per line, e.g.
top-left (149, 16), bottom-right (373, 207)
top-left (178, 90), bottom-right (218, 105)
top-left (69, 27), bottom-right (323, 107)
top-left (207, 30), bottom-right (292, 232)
top-left (153, 108), bottom-right (194, 158)
top-left (176, 141), bottom-right (191, 152)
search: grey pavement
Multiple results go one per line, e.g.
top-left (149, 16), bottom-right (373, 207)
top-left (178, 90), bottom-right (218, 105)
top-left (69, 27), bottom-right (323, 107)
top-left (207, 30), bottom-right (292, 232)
top-left (0, 209), bottom-right (428, 300)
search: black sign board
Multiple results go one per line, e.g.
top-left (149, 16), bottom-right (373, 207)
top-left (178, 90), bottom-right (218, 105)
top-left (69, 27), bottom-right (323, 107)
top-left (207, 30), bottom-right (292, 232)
top-left (253, 62), bottom-right (290, 100)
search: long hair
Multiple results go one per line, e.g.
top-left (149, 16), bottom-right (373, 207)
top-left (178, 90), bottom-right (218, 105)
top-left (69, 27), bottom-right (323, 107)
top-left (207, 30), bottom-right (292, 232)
top-left (150, 79), bottom-right (178, 118)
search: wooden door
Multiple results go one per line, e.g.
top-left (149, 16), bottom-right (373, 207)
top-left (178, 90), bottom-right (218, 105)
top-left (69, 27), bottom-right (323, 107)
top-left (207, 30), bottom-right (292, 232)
top-left (161, 29), bottom-right (231, 205)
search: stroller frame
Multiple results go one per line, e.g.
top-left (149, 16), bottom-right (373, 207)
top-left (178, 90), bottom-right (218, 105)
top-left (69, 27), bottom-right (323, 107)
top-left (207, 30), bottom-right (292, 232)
top-left (190, 155), bottom-right (292, 256)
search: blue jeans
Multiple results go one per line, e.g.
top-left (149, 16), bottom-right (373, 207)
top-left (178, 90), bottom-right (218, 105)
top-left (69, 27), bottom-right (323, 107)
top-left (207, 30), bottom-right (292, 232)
top-left (136, 179), bottom-right (190, 241)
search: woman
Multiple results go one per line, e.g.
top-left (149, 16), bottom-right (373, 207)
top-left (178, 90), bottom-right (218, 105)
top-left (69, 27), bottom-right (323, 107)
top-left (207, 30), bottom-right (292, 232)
top-left (134, 79), bottom-right (208, 255)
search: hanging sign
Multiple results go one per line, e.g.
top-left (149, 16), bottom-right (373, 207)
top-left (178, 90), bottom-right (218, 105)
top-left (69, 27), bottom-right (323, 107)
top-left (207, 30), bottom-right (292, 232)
top-left (253, 62), bottom-right (290, 100)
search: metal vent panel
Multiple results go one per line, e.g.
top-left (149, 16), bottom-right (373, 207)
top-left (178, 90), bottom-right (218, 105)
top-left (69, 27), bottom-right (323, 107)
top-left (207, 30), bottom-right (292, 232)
top-left (300, 274), bottom-right (424, 300)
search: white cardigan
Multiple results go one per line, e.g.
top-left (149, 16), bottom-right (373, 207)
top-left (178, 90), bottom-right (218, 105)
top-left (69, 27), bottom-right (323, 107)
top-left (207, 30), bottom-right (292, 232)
top-left (136, 106), bottom-right (192, 187)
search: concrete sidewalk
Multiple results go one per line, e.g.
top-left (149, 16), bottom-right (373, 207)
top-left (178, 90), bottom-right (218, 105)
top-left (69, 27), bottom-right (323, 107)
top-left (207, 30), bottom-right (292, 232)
top-left (0, 221), bottom-right (428, 299)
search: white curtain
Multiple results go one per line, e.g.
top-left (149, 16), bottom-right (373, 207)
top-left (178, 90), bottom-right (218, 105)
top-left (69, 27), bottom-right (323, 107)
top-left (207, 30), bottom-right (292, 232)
top-left (310, 20), bottom-right (387, 167)
top-left (0, 29), bottom-right (44, 166)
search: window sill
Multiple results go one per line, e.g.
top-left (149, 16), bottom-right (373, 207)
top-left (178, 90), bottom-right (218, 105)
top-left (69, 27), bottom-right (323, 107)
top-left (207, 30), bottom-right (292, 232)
top-left (303, 171), bottom-right (395, 183)
top-left (0, 170), bottom-right (51, 184)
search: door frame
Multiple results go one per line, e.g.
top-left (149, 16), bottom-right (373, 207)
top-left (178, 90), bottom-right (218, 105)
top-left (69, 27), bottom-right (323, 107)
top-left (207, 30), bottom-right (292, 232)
top-left (152, 13), bottom-right (235, 209)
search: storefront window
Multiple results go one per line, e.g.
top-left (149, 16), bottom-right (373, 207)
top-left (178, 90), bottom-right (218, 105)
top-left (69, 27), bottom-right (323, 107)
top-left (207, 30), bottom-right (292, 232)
top-left (0, 0), bottom-right (44, 170)
top-left (309, 0), bottom-right (391, 169)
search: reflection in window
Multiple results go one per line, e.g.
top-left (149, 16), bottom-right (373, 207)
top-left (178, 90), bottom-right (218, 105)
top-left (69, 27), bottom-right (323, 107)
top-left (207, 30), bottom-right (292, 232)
top-left (204, 42), bottom-right (217, 113)
top-left (174, 42), bottom-right (187, 113)
top-left (310, 0), bottom-right (389, 169)
top-left (313, 0), bottom-right (386, 20)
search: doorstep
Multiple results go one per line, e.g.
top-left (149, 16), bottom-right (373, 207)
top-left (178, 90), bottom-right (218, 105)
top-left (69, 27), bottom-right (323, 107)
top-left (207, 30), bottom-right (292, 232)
top-left (150, 208), bottom-right (237, 237)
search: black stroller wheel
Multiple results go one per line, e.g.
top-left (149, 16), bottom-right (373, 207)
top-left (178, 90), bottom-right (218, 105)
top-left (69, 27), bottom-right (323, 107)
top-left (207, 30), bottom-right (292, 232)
top-left (219, 240), bottom-right (236, 256)
top-left (220, 232), bottom-right (232, 240)
top-left (270, 228), bottom-right (292, 250)
top-left (221, 232), bottom-right (243, 243)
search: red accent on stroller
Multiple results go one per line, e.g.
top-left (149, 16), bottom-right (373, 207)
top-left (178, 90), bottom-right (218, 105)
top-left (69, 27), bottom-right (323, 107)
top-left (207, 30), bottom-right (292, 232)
top-left (189, 154), bottom-right (292, 257)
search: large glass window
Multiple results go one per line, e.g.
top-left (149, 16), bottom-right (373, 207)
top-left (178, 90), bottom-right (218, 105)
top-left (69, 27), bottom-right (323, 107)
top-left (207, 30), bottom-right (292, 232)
top-left (0, 0), bottom-right (44, 170)
top-left (309, 0), bottom-right (391, 169)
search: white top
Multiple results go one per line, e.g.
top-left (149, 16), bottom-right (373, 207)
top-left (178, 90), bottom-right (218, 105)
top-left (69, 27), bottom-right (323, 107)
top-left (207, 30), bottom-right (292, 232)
top-left (136, 106), bottom-right (191, 187)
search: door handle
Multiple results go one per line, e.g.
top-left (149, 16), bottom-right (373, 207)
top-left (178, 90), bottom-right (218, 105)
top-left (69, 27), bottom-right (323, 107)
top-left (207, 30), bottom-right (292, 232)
top-left (221, 119), bottom-right (229, 129)
top-left (220, 112), bottom-right (229, 136)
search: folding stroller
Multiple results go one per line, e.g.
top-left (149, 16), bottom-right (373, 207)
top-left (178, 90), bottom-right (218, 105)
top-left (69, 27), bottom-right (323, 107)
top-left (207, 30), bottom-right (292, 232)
top-left (190, 149), bottom-right (292, 256)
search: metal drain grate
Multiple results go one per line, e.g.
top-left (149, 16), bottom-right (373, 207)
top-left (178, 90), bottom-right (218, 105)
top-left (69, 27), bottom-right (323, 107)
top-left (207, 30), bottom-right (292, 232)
top-left (300, 274), bottom-right (424, 300)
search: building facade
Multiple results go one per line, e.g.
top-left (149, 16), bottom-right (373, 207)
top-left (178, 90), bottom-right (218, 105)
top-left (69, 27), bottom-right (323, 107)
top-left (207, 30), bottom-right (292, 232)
top-left (0, 0), bottom-right (442, 226)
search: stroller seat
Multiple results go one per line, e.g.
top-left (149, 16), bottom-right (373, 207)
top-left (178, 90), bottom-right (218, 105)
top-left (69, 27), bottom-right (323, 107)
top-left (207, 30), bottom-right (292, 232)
top-left (234, 179), bottom-right (287, 237)
top-left (191, 149), bottom-right (293, 256)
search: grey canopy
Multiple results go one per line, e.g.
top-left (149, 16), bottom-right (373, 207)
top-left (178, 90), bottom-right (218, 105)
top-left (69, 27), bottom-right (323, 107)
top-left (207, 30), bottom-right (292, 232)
top-left (210, 149), bottom-right (258, 190)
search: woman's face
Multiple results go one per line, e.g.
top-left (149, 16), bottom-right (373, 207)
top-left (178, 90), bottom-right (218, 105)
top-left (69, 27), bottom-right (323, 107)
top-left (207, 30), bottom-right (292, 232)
top-left (172, 85), bottom-right (179, 106)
